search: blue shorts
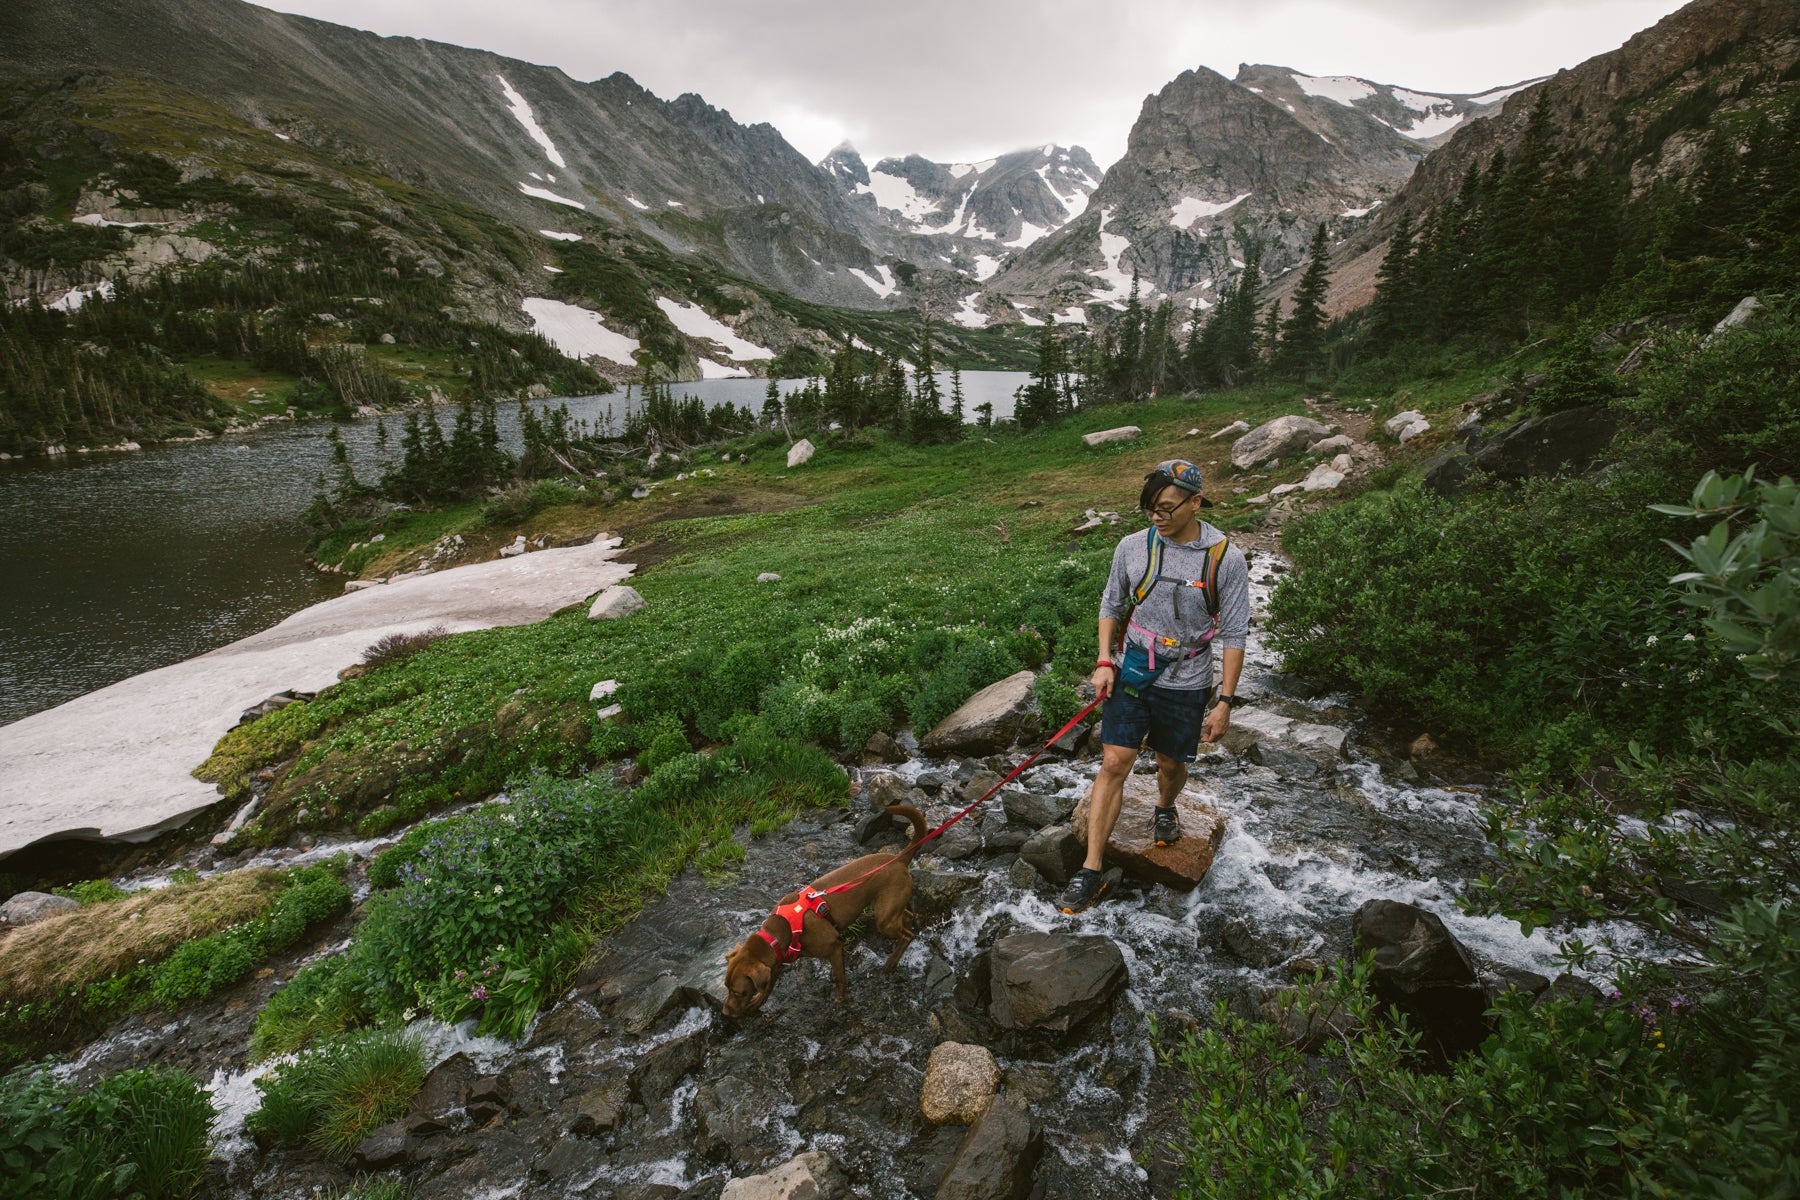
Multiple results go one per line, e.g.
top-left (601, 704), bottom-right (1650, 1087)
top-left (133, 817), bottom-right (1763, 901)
top-left (1100, 684), bottom-right (1214, 762)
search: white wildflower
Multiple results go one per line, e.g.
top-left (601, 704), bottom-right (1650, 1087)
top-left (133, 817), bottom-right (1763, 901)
top-left (1645, 635), bottom-right (1659, 647)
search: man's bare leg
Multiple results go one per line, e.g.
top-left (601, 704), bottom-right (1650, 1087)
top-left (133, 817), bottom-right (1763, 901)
top-left (1155, 752), bottom-right (1188, 808)
top-left (1081, 743), bottom-right (1137, 871)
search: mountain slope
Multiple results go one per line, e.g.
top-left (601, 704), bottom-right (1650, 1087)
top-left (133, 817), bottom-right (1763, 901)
top-left (984, 64), bottom-right (1530, 323)
top-left (0, 0), bottom-right (906, 309)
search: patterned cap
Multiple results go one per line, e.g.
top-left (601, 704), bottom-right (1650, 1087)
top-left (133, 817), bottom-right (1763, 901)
top-left (1149, 459), bottom-right (1205, 494)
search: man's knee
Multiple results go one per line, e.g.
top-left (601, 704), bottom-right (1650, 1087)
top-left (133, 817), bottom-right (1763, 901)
top-left (1099, 744), bottom-right (1137, 776)
top-left (1154, 752), bottom-right (1188, 774)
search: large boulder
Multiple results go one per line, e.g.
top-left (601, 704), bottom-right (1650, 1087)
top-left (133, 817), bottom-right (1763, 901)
top-left (722, 1151), bottom-right (850, 1200)
top-left (920, 1042), bottom-right (1001, 1125)
top-left (1231, 415), bottom-right (1334, 470)
top-left (1082, 425), bottom-right (1141, 446)
top-left (921, 670), bottom-right (1037, 756)
top-left (1301, 464), bottom-right (1345, 492)
top-left (1424, 405), bottom-right (1620, 495)
top-left (912, 868), bottom-right (985, 918)
top-left (1069, 775), bottom-right (1226, 889)
top-left (988, 932), bottom-right (1127, 1033)
top-left (786, 439), bottom-right (815, 467)
top-left (1353, 899), bottom-right (1488, 1058)
top-left (935, 1097), bottom-right (1043, 1200)
top-left (589, 585), bottom-right (647, 620)
top-left (0, 891), bottom-right (79, 925)
top-left (1383, 409), bottom-right (1426, 438)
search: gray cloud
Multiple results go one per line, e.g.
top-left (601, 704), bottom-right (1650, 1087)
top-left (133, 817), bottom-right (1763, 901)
top-left (262, 0), bottom-right (1688, 167)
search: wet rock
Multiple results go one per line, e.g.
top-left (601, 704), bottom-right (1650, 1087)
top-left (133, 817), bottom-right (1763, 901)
top-left (1218, 709), bottom-right (1348, 778)
top-left (674, 938), bottom-right (736, 1011)
top-left (411, 1052), bottom-right (474, 1121)
top-left (353, 1120), bottom-right (408, 1168)
top-left (1006, 858), bottom-right (1040, 889)
top-left (921, 670), bottom-right (1037, 756)
top-left (1019, 824), bottom-right (1083, 886)
top-left (568, 1078), bottom-right (630, 1135)
top-left (620, 1186), bottom-right (685, 1200)
top-left (1000, 787), bottom-right (1073, 829)
top-left (720, 1149), bottom-right (850, 1200)
top-left (630, 1029), bottom-right (708, 1105)
top-left (861, 769), bottom-right (917, 810)
top-left (1482, 965), bottom-right (1552, 1004)
top-left (862, 730), bottom-right (905, 764)
top-left (989, 932), bottom-right (1127, 1033)
top-left (0, 891), bottom-right (78, 925)
top-left (786, 439), bottom-right (815, 468)
top-left (1409, 733), bottom-right (1440, 761)
top-left (1222, 915), bottom-right (1308, 968)
top-left (935, 1096), bottom-right (1044, 1200)
top-left (464, 1072), bottom-right (510, 1124)
top-left (534, 1135), bottom-right (604, 1178)
top-left (921, 1041), bottom-right (1000, 1125)
top-left (959, 770), bottom-right (1004, 803)
top-left (618, 973), bottom-right (683, 1034)
top-left (1082, 425), bottom-right (1141, 446)
top-left (677, 1179), bottom-right (730, 1200)
top-left (1070, 776), bottom-right (1226, 890)
top-left (854, 807), bottom-right (909, 846)
top-left (1354, 899), bottom-right (1487, 1057)
top-left (696, 1074), bottom-right (767, 1158)
top-left (590, 584), bottom-right (647, 620)
top-left (913, 868), bottom-right (984, 919)
top-left (930, 812), bottom-right (984, 860)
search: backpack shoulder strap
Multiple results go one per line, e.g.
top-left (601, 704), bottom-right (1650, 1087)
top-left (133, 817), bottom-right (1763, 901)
top-left (1200, 537), bottom-right (1229, 618)
top-left (1130, 526), bottom-right (1162, 607)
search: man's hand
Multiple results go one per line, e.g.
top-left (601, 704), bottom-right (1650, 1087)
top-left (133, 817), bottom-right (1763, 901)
top-left (1202, 701), bottom-right (1231, 744)
top-left (1093, 665), bottom-right (1116, 700)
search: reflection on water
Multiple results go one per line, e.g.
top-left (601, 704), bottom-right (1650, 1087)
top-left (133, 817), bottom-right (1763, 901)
top-left (0, 372), bottom-right (1030, 725)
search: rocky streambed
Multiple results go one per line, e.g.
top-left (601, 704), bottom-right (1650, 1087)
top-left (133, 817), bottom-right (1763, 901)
top-left (53, 559), bottom-right (1663, 1200)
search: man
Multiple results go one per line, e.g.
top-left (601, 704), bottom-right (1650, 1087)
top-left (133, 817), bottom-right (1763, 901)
top-left (1058, 459), bottom-right (1250, 914)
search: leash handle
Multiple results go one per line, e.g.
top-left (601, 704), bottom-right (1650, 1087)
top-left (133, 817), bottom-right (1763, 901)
top-left (819, 692), bottom-right (1105, 898)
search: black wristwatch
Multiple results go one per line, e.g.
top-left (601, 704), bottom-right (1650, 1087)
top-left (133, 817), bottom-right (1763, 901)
top-left (1217, 693), bottom-right (1239, 708)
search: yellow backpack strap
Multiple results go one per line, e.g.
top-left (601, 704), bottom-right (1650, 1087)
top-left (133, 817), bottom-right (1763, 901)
top-left (1201, 538), bottom-right (1229, 618)
top-left (1131, 526), bottom-right (1163, 607)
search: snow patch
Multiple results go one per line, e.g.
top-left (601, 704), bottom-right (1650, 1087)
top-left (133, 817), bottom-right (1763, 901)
top-left (698, 358), bottom-right (749, 379)
top-left (1290, 72), bottom-right (1376, 107)
top-left (1052, 306), bottom-right (1087, 325)
top-left (948, 163), bottom-right (974, 179)
top-left (518, 183), bottom-right (584, 210)
top-left (538, 229), bottom-right (581, 241)
top-left (1469, 80), bottom-right (1539, 105)
top-left (1011, 301), bottom-right (1044, 327)
top-left (496, 74), bottom-right (567, 169)
top-left (273, 132), bottom-right (291, 140)
top-left (974, 158), bottom-right (996, 173)
top-left (857, 170), bottom-right (937, 223)
top-left (971, 254), bottom-right (1001, 282)
top-left (846, 265), bottom-right (897, 299)
top-left (1036, 165), bottom-right (1091, 223)
top-left (522, 297), bottom-right (640, 365)
top-left (1170, 192), bottom-right (1251, 229)
top-left (666, 199), bottom-right (683, 208)
top-left (1389, 87), bottom-right (1449, 113)
top-left (543, 265), bottom-right (563, 273)
top-left (951, 294), bottom-right (988, 328)
top-left (656, 296), bottom-right (775, 359)
top-left (1007, 220), bottom-right (1048, 249)
top-left (1394, 111), bottom-right (1466, 140)
top-left (31, 282), bottom-right (116, 311)
top-left (625, 196), bottom-right (649, 210)
top-left (1089, 207), bottom-right (1136, 304)
top-left (72, 213), bottom-right (166, 229)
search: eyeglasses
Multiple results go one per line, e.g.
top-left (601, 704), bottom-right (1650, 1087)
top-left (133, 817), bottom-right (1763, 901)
top-left (1149, 495), bottom-right (1198, 520)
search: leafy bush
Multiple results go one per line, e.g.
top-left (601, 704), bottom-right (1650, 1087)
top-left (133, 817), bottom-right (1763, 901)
top-left (0, 1064), bottom-right (213, 1200)
top-left (246, 1027), bottom-right (425, 1159)
top-left (483, 479), bottom-right (578, 526)
top-left (52, 879), bottom-right (127, 905)
top-left (1628, 310), bottom-right (1800, 477)
top-left (359, 625), bottom-right (448, 671)
top-left (250, 955), bottom-right (361, 1063)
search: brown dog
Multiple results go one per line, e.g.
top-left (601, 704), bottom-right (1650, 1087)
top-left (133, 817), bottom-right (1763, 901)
top-left (721, 805), bottom-right (930, 1017)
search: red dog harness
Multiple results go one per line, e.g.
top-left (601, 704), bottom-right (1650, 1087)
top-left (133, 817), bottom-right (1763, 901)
top-left (756, 887), bottom-right (833, 964)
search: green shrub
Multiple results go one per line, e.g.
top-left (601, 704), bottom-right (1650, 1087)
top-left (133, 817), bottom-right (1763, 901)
top-left (146, 865), bottom-right (350, 1009)
top-left (1628, 310), bottom-right (1800, 477)
top-left (0, 1064), bottom-right (213, 1200)
top-left (250, 955), bottom-right (360, 1062)
top-left (483, 479), bottom-right (577, 526)
top-left (52, 879), bottom-right (127, 905)
top-left (246, 1027), bottom-right (425, 1159)
top-left (907, 626), bottom-right (1031, 735)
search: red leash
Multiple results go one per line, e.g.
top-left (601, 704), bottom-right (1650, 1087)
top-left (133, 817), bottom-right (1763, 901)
top-left (818, 693), bottom-right (1105, 899)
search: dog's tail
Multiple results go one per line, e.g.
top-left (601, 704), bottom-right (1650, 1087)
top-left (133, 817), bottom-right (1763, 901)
top-left (886, 804), bottom-right (932, 867)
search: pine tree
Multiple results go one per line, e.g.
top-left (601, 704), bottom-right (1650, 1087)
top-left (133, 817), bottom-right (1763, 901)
top-left (1016, 323), bottom-right (1068, 430)
top-left (1367, 211), bottom-right (1417, 351)
top-left (949, 364), bottom-right (965, 427)
top-left (761, 377), bottom-right (783, 430)
top-left (1277, 223), bottom-right (1333, 379)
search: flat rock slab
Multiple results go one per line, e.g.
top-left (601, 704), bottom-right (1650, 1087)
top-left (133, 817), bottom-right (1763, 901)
top-left (1082, 425), bottom-right (1141, 446)
top-left (0, 537), bottom-right (631, 858)
top-left (722, 1150), bottom-right (849, 1200)
top-left (1070, 775), bottom-right (1226, 890)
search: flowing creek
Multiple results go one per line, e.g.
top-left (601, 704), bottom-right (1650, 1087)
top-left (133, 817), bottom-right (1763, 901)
top-left (53, 556), bottom-right (1675, 1199)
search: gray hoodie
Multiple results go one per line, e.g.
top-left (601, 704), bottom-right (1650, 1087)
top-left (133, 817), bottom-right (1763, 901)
top-left (1099, 521), bottom-right (1250, 691)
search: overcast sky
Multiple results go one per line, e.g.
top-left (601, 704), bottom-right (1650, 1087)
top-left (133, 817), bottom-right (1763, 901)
top-left (260, 0), bottom-right (1689, 168)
